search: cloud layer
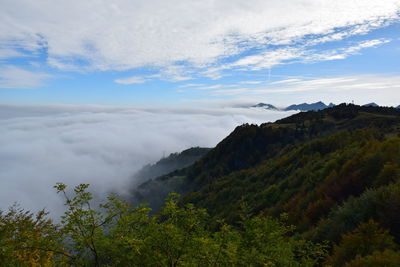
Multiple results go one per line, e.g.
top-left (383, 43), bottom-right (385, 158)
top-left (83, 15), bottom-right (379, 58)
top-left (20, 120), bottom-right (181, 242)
top-left (0, 104), bottom-right (292, 216)
top-left (1, 0), bottom-right (399, 77)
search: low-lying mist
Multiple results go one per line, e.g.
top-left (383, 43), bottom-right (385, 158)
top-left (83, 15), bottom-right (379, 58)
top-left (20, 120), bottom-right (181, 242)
top-left (0, 104), bottom-right (294, 217)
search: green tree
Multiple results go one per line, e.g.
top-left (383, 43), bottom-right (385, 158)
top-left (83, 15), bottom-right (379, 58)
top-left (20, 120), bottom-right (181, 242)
top-left (1, 183), bottom-right (327, 266)
top-left (0, 205), bottom-right (68, 266)
top-left (329, 220), bottom-right (398, 266)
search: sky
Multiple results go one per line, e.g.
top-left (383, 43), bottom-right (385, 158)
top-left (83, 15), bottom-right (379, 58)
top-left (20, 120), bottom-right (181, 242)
top-left (0, 0), bottom-right (400, 107)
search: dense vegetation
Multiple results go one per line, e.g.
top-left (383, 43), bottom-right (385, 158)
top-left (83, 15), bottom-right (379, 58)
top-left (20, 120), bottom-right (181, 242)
top-left (1, 104), bottom-right (400, 265)
top-left (0, 184), bottom-right (326, 266)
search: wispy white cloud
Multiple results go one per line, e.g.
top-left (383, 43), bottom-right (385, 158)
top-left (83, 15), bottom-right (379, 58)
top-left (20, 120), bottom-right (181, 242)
top-left (0, 48), bottom-right (27, 59)
top-left (114, 76), bottom-right (147, 85)
top-left (115, 65), bottom-right (193, 85)
top-left (47, 57), bottom-right (89, 72)
top-left (191, 84), bottom-right (240, 90)
top-left (200, 67), bottom-right (225, 80)
top-left (0, 65), bottom-right (52, 89)
top-left (230, 47), bottom-right (303, 70)
top-left (178, 83), bottom-right (205, 88)
top-left (239, 81), bottom-right (263, 85)
top-left (225, 39), bottom-right (390, 71)
top-left (197, 84), bottom-right (224, 90)
top-left (305, 22), bottom-right (392, 46)
top-left (345, 39), bottom-right (390, 53)
top-left (1, 0), bottom-right (398, 75)
top-left (269, 79), bottom-right (303, 85)
top-left (159, 65), bottom-right (192, 82)
top-left (304, 39), bottom-right (390, 62)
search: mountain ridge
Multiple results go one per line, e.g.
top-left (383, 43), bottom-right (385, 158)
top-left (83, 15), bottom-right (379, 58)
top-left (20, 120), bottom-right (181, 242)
top-left (249, 101), bottom-right (399, 111)
top-left (285, 101), bottom-right (328, 111)
top-left (129, 104), bottom-right (400, 214)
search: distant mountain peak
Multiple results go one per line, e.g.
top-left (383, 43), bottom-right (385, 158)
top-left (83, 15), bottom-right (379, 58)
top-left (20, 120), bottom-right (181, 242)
top-left (363, 102), bottom-right (379, 107)
top-left (284, 101), bottom-right (328, 111)
top-left (251, 103), bottom-right (278, 110)
top-left (249, 101), bottom-right (338, 112)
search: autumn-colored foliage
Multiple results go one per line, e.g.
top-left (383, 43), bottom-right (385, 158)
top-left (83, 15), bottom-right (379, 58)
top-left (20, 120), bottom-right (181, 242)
top-left (0, 184), bottom-right (327, 266)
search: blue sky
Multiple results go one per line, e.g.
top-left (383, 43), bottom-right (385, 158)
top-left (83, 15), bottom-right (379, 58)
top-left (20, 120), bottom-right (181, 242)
top-left (1, 0), bottom-right (400, 107)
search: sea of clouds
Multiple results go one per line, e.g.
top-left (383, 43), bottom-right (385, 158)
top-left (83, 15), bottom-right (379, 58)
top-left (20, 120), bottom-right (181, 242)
top-left (0, 104), bottom-right (293, 217)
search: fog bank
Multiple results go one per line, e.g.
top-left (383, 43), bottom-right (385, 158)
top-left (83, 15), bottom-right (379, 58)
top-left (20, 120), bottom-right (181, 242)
top-left (0, 104), bottom-right (293, 217)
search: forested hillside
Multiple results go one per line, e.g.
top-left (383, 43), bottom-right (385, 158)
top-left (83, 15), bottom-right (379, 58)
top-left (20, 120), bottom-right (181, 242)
top-left (131, 147), bottom-right (210, 185)
top-left (127, 104), bottom-right (400, 265)
top-left (137, 104), bottom-right (400, 211)
top-left (129, 147), bottom-right (210, 209)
